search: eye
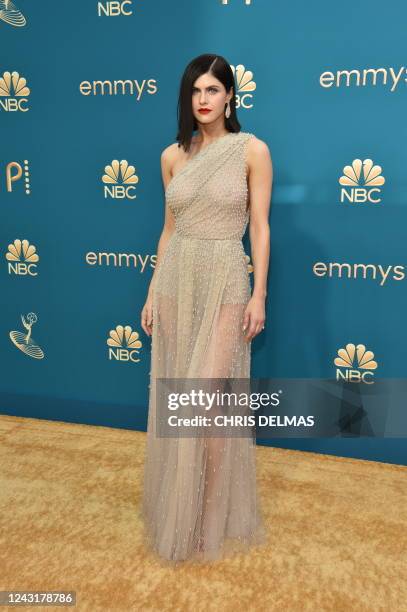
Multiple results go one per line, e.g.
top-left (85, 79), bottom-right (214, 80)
top-left (192, 87), bottom-right (218, 93)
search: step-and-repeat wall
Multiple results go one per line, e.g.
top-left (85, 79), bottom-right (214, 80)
top-left (2, 1), bottom-right (406, 465)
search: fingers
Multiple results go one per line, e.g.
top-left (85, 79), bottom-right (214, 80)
top-left (242, 311), bottom-right (250, 334)
top-left (140, 317), bottom-right (150, 336)
top-left (141, 306), bottom-right (154, 336)
top-left (243, 315), bottom-right (266, 342)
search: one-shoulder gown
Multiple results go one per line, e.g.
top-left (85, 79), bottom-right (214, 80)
top-left (141, 131), bottom-right (266, 564)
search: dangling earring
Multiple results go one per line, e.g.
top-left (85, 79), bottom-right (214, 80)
top-left (225, 100), bottom-right (231, 119)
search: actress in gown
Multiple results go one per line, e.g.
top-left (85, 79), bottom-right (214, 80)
top-left (140, 53), bottom-right (272, 565)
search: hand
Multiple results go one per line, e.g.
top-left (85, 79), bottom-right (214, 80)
top-left (242, 295), bottom-right (266, 343)
top-left (141, 293), bottom-right (154, 337)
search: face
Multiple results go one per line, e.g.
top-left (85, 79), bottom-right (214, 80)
top-left (191, 73), bottom-right (232, 124)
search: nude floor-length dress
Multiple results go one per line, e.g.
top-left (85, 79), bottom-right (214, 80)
top-left (141, 131), bottom-right (267, 565)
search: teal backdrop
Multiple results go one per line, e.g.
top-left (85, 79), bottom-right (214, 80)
top-left (1, 0), bottom-right (406, 465)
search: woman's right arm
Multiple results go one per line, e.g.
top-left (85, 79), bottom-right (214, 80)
top-left (141, 144), bottom-right (177, 336)
top-left (146, 145), bottom-right (177, 298)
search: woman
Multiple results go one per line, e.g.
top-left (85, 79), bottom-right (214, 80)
top-left (140, 53), bottom-right (273, 565)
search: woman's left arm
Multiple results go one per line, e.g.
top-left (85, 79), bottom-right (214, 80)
top-left (243, 137), bottom-right (273, 342)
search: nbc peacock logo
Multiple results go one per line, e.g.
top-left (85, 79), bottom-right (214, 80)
top-left (0, 71), bottom-right (30, 112)
top-left (0, 0), bottom-right (26, 27)
top-left (107, 324), bottom-right (143, 362)
top-left (97, 0), bottom-right (134, 17)
top-left (9, 313), bottom-right (44, 359)
top-left (339, 159), bottom-right (385, 204)
top-left (102, 159), bottom-right (139, 199)
top-left (231, 64), bottom-right (256, 109)
top-left (6, 239), bottom-right (39, 275)
top-left (334, 343), bottom-right (378, 384)
top-left (6, 159), bottom-right (31, 194)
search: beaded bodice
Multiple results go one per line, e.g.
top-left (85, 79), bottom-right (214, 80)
top-left (165, 131), bottom-right (253, 240)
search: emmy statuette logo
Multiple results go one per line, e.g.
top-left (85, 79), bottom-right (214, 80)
top-left (0, 0), bottom-right (26, 26)
top-left (107, 325), bottom-right (143, 362)
top-left (9, 313), bottom-right (45, 359)
top-left (102, 160), bottom-right (139, 199)
top-left (334, 343), bottom-right (378, 384)
top-left (0, 71), bottom-right (30, 112)
top-left (339, 159), bottom-right (385, 204)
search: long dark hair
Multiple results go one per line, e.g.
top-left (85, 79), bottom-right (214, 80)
top-left (175, 54), bottom-right (241, 152)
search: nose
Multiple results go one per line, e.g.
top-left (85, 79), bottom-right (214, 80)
top-left (199, 91), bottom-right (208, 105)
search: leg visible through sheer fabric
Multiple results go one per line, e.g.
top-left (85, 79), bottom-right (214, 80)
top-left (198, 302), bottom-right (248, 554)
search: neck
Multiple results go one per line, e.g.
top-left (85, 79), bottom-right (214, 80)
top-left (195, 124), bottom-right (229, 144)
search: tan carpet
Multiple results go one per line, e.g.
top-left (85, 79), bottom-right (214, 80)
top-left (0, 414), bottom-right (406, 612)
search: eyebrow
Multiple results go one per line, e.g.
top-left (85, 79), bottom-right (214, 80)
top-left (192, 85), bottom-right (219, 90)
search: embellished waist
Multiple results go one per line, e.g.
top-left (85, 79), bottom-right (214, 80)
top-left (173, 229), bottom-right (242, 242)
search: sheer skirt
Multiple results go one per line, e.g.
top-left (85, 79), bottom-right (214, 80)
top-left (141, 236), bottom-right (267, 565)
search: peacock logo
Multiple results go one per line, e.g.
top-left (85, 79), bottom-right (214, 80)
top-left (102, 159), bottom-right (139, 200)
top-left (6, 239), bottom-right (39, 275)
top-left (231, 64), bottom-right (256, 110)
top-left (107, 324), bottom-right (143, 362)
top-left (0, 0), bottom-right (26, 27)
top-left (0, 71), bottom-right (30, 112)
top-left (9, 313), bottom-right (44, 359)
top-left (339, 159), bottom-right (385, 204)
top-left (334, 343), bottom-right (378, 384)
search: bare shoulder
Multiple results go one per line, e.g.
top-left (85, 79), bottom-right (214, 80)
top-left (161, 141), bottom-right (182, 165)
top-left (246, 134), bottom-right (272, 173)
top-left (246, 134), bottom-right (271, 159)
top-left (161, 141), bottom-right (183, 179)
